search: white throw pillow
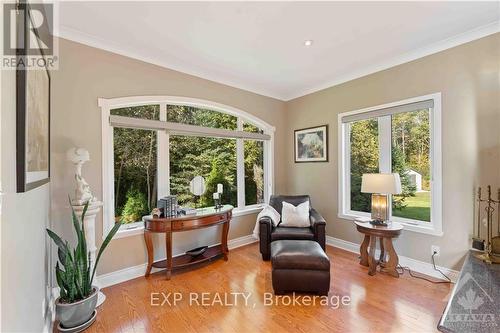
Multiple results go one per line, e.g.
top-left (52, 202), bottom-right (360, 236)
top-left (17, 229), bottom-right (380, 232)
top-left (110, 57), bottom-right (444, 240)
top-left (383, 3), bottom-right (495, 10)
top-left (257, 205), bottom-right (281, 227)
top-left (280, 201), bottom-right (310, 227)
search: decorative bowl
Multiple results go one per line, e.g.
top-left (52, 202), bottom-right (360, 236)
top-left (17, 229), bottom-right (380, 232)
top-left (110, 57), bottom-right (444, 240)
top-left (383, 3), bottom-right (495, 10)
top-left (186, 246), bottom-right (208, 257)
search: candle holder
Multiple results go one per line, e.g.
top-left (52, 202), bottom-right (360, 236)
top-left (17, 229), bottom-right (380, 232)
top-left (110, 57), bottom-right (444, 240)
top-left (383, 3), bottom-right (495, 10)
top-left (213, 192), bottom-right (223, 209)
top-left (215, 183), bottom-right (224, 209)
top-left (215, 198), bottom-right (222, 210)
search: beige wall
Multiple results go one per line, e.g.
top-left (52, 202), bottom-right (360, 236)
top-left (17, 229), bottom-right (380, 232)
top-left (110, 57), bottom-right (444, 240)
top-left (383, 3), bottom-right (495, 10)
top-left (0, 4), bottom-right (53, 331)
top-left (285, 33), bottom-right (500, 270)
top-left (50, 38), bottom-right (287, 275)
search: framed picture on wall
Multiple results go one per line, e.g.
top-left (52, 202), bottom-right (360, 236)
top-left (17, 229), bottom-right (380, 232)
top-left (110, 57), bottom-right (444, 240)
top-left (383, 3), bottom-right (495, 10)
top-left (294, 125), bottom-right (328, 163)
top-left (16, 3), bottom-right (51, 192)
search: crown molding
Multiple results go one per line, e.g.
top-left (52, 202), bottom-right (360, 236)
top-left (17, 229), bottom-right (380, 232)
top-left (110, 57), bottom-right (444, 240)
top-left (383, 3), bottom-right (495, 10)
top-left (283, 21), bottom-right (500, 101)
top-left (55, 26), bottom-right (286, 101)
top-left (57, 21), bottom-right (499, 102)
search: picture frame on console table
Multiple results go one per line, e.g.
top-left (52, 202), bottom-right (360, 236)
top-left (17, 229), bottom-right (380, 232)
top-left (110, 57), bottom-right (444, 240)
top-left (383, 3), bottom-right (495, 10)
top-left (16, 3), bottom-right (51, 192)
top-left (294, 125), bottom-right (328, 163)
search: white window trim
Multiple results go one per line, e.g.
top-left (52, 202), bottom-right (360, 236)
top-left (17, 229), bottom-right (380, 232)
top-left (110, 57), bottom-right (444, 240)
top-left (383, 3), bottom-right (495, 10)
top-left (337, 93), bottom-right (443, 236)
top-left (99, 96), bottom-right (275, 239)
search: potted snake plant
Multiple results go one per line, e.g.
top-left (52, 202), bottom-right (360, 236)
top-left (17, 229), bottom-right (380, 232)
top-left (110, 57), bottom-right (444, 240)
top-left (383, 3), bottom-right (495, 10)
top-left (46, 201), bottom-right (121, 329)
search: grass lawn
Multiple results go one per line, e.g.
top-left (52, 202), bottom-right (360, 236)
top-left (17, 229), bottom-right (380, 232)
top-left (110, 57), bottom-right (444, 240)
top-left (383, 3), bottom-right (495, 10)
top-left (393, 191), bottom-right (430, 222)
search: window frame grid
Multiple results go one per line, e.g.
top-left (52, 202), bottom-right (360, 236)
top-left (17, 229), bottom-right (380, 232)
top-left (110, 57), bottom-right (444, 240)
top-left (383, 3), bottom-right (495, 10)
top-left (338, 93), bottom-right (442, 236)
top-left (100, 96), bottom-right (275, 239)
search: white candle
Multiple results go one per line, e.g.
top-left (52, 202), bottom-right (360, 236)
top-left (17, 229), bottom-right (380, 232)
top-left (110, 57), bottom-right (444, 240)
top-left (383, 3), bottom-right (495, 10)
top-left (217, 183), bottom-right (223, 193)
top-left (213, 192), bottom-right (220, 199)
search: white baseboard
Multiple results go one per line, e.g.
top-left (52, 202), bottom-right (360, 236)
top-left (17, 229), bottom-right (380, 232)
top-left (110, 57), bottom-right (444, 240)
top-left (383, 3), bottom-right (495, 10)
top-left (97, 263), bottom-right (147, 289)
top-left (326, 236), bottom-right (459, 282)
top-left (227, 234), bottom-right (258, 249)
top-left (98, 234), bottom-right (258, 288)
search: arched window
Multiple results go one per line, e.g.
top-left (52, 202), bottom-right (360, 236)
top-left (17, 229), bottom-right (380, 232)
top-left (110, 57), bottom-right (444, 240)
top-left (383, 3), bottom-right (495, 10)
top-left (99, 96), bottom-right (275, 238)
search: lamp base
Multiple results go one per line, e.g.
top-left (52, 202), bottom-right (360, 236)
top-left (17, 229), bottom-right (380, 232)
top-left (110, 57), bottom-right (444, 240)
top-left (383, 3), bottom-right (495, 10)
top-left (371, 194), bottom-right (389, 221)
top-left (369, 219), bottom-right (388, 226)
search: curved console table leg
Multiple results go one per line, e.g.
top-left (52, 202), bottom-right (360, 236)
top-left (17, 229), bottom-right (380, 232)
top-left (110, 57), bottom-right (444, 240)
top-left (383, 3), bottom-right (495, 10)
top-left (222, 221), bottom-right (229, 261)
top-left (166, 231), bottom-right (172, 280)
top-left (144, 230), bottom-right (153, 277)
top-left (379, 237), bottom-right (386, 265)
top-left (382, 237), bottom-right (399, 278)
top-left (368, 236), bottom-right (377, 276)
top-left (359, 235), bottom-right (370, 267)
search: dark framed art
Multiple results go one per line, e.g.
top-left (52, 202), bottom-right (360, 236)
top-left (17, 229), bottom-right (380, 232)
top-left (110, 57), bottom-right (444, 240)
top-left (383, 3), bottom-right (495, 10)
top-left (294, 125), bottom-right (328, 163)
top-left (16, 3), bottom-right (51, 192)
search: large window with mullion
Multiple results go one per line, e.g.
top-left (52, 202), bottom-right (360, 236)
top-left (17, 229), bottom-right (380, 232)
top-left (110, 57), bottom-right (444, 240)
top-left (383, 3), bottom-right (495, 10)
top-left (340, 95), bottom-right (441, 233)
top-left (107, 101), bottom-right (271, 232)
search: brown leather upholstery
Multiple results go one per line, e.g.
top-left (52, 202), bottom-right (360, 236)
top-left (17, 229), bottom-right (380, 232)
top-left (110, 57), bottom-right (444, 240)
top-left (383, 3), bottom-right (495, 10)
top-left (271, 240), bottom-right (330, 270)
top-left (271, 240), bottom-right (330, 295)
top-left (271, 227), bottom-right (314, 241)
top-left (259, 195), bottom-right (326, 260)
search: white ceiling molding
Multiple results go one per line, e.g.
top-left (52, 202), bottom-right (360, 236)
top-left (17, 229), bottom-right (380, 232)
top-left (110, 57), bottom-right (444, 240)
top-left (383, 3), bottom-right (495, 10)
top-left (285, 21), bottom-right (500, 101)
top-left (57, 26), bottom-right (284, 100)
top-left (56, 2), bottom-right (500, 102)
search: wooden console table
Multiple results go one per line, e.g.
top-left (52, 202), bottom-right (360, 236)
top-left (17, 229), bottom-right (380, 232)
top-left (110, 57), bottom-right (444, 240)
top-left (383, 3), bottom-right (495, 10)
top-left (355, 221), bottom-right (403, 277)
top-left (143, 205), bottom-right (233, 280)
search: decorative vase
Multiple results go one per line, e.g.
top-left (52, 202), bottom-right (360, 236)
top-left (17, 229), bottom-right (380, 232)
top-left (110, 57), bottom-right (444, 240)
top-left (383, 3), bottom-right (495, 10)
top-left (56, 287), bottom-right (98, 329)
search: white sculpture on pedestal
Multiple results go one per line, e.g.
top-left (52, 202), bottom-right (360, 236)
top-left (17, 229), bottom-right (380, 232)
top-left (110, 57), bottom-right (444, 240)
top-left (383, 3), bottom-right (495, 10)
top-left (66, 148), bottom-right (96, 205)
top-left (66, 147), bottom-right (106, 307)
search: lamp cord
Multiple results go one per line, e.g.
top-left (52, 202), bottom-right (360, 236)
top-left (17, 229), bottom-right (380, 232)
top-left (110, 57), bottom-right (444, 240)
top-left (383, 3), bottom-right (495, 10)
top-left (396, 253), bottom-right (452, 284)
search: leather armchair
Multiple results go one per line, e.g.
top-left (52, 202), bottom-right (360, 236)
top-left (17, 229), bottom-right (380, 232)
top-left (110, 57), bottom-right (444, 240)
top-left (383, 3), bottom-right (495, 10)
top-left (259, 195), bottom-right (326, 260)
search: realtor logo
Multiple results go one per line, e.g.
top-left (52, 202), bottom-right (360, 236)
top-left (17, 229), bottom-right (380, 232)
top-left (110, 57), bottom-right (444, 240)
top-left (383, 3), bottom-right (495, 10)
top-left (446, 272), bottom-right (498, 331)
top-left (2, 2), bottom-right (58, 69)
top-left (458, 288), bottom-right (485, 312)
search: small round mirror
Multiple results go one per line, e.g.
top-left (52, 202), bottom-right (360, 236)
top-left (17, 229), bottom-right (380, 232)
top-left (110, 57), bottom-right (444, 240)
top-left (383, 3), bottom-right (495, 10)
top-left (189, 176), bottom-right (206, 196)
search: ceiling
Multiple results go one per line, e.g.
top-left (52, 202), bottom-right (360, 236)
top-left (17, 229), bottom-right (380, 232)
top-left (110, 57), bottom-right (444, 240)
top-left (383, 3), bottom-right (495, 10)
top-left (57, 2), bottom-right (500, 101)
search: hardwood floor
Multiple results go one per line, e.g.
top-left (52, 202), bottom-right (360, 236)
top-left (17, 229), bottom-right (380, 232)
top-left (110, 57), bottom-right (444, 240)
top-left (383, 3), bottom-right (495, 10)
top-left (85, 244), bottom-right (452, 333)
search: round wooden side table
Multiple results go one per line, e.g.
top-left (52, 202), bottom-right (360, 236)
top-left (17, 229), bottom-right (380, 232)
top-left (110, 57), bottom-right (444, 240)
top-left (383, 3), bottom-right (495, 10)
top-left (354, 221), bottom-right (403, 277)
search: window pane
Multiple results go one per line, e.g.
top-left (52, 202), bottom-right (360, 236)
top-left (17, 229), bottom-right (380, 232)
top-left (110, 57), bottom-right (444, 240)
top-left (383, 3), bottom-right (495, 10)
top-left (243, 122), bottom-right (264, 134)
top-left (244, 140), bottom-right (264, 205)
top-left (111, 105), bottom-right (159, 120)
top-left (169, 135), bottom-right (237, 208)
top-left (167, 105), bottom-right (237, 130)
top-left (391, 109), bottom-right (431, 222)
top-left (114, 128), bottom-right (157, 224)
top-left (350, 119), bottom-right (379, 213)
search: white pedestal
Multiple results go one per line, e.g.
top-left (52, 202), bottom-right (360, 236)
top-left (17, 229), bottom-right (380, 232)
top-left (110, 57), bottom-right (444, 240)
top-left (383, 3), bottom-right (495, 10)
top-left (72, 201), bottom-right (106, 307)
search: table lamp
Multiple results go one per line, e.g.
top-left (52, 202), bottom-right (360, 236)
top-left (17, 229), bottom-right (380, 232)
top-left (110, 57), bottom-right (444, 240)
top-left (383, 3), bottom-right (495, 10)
top-left (361, 173), bottom-right (402, 226)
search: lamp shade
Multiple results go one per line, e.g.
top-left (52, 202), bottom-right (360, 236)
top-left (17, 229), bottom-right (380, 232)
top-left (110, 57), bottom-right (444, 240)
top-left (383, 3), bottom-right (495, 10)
top-left (361, 173), bottom-right (402, 195)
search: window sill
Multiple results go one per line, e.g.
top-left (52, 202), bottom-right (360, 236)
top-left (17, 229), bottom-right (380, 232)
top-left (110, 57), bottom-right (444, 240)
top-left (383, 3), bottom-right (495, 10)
top-left (338, 212), bottom-right (443, 237)
top-left (233, 205), bottom-right (264, 217)
top-left (110, 205), bottom-right (265, 240)
top-left (113, 221), bottom-right (144, 240)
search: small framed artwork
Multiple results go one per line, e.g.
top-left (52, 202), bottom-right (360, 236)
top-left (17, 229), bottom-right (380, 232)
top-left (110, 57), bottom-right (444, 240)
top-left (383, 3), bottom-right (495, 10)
top-left (16, 3), bottom-right (51, 192)
top-left (294, 125), bottom-right (328, 163)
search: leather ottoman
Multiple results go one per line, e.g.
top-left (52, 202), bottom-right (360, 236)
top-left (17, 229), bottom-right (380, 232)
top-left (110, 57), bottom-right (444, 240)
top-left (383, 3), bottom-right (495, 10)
top-left (271, 240), bottom-right (330, 295)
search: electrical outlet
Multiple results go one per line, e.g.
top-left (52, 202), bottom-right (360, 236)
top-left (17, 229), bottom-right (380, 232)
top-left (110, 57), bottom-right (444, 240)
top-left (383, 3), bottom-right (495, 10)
top-left (431, 245), bottom-right (440, 256)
